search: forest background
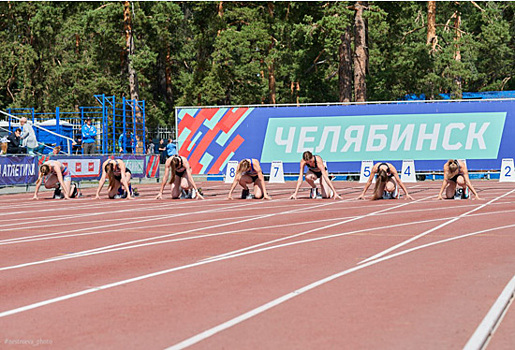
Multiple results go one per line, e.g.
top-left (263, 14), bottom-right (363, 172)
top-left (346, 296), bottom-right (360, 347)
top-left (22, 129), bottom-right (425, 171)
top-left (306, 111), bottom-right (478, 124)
top-left (0, 1), bottom-right (513, 130)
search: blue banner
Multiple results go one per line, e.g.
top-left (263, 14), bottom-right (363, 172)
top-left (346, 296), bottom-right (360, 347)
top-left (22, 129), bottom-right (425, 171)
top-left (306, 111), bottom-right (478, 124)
top-left (0, 156), bottom-right (38, 186)
top-left (177, 100), bottom-right (515, 174)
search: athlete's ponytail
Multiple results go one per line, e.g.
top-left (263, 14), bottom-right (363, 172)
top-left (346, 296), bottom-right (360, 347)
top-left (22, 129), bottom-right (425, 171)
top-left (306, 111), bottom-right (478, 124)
top-left (168, 156), bottom-right (180, 184)
top-left (372, 169), bottom-right (388, 200)
top-left (105, 163), bottom-right (116, 191)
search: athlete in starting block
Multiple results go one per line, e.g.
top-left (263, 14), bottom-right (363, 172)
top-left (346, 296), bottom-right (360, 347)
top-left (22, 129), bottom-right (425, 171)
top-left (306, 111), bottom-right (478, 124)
top-left (96, 159), bottom-right (135, 199)
top-left (437, 159), bottom-right (480, 200)
top-left (357, 162), bottom-right (413, 200)
top-left (227, 158), bottom-right (271, 200)
top-left (156, 155), bottom-right (204, 200)
top-left (290, 151), bottom-right (341, 200)
top-left (33, 160), bottom-right (79, 200)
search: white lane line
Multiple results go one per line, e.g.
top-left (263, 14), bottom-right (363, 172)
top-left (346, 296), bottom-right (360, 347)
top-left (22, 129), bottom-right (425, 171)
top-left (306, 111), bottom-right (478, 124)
top-left (202, 196), bottom-right (431, 262)
top-left (359, 189), bottom-right (515, 264)
top-left (5, 195), bottom-right (512, 246)
top-left (0, 199), bottom-right (214, 233)
top-left (0, 201), bottom-right (340, 270)
top-left (4, 198), bottom-right (514, 272)
top-left (0, 200), bottom-right (266, 244)
top-left (463, 275), bottom-right (515, 350)
top-left (1, 211), bottom-right (513, 320)
top-left (165, 223), bottom-right (515, 350)
top-left (60, 200), bottom-right (339, 253)
top-left (0, 210), bottom-right (459, 271)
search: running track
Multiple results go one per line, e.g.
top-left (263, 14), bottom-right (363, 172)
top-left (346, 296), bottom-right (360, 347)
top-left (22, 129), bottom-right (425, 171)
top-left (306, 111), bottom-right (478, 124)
top-left (0, 181), bottom-right (514, 349)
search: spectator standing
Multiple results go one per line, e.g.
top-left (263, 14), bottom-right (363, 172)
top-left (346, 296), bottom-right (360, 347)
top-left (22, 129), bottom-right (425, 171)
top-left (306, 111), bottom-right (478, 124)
top-left (7, 128), bottom-right (22, 154)
top-left (158, 139), bottom-right (167, 164)
top-left (82, 118), bottom-right (97, 154)
top-left (166, 139), bottom-right (177, 157)
top-left (146, 138), bottom-right (155, 154)
top-left (19, 117), bottom-right (38, 155)
top-left (72, 135), bottom-right (83, 154)
top-left (118, 133), bottom-right (125, 153)
top-left (130, 132), bottom-right (137, 153)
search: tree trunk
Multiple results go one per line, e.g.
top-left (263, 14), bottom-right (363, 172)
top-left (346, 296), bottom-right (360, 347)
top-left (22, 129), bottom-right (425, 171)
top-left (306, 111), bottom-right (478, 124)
top-left (123, 1), bottom-right (144, 147)
top-left (124, 1), bottom-right (140, 104)
top-left (338, 27), bottom-right (352, 102)
top-left (267, 2), bottom-right (276, 104)
top-left (165, 46), bottom-right (174, 108)
top-left (453, 8), bottom-right (462, 98)
top-left (353, 1), bottom-right (367, 102)
top-left (268, 61), bottom-right (276, 104)
top-left (427, 1), bottom-right (437, 54)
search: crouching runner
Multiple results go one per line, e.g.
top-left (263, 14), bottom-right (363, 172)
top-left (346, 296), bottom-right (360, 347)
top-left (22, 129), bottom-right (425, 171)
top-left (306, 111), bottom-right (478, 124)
top-left (95, 159), bottom-right (134, 199)
top-left (227, 158), bottom-right (271, 200)
top-left (33, 160), bottom-right (79, 200)
top-left (155, 155), bottom-right (204, 200)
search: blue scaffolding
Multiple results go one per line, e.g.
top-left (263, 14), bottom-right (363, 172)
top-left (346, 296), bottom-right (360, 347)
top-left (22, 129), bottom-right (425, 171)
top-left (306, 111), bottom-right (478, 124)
top-left (4, 95), bottom-right (146, 155)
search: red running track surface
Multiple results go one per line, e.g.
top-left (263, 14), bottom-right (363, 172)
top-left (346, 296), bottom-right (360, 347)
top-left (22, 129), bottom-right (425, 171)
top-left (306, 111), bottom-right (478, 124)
top-left (0, 180), bottom-right (514, 349)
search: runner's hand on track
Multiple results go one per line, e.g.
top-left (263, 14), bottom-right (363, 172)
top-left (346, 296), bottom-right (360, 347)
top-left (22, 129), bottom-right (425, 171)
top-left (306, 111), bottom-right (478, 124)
top-left (155, 193), bottom-right (163, 200)
top-left (289, 194), bottom-right (297, 200)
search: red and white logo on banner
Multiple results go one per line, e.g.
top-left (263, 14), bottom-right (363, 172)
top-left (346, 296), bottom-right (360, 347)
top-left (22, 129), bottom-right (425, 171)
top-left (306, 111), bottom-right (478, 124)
top-left (63, 159), bottom-right (101, 178)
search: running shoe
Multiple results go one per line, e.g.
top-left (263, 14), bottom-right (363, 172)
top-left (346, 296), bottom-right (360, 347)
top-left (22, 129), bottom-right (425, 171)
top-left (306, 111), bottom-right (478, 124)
top-left (53, 188), bottom-right (62, 199)
top-left (241, 188), bottom-right (250, 199)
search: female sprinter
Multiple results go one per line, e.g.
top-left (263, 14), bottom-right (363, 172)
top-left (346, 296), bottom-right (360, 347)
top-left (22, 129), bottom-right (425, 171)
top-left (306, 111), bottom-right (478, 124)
top-left (437, 159), bottom-right (480, 200)
top-left (155, 155), bottom-right (204, 200)
top-left (33, 160), bottom-right (77, 200)
top-left (95, 159), bottom-right (133, 199)
top-left (290, 151), bottom-right (341, 200)
top-left (357, 162), bottom-right (414, 200)
top-left (227, 158), bottom-right (271, 200)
